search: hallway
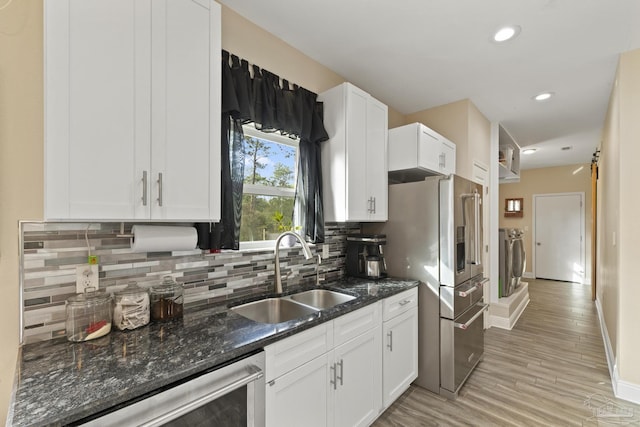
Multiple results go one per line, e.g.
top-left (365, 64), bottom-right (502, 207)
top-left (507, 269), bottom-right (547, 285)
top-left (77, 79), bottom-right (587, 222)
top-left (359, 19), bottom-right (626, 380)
top-left (374, 279), bottom-right (640, 426)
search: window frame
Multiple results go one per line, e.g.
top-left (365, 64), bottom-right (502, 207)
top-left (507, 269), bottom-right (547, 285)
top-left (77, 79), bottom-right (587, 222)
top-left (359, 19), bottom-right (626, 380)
top-left (239, 125), bottom-right (300, 250)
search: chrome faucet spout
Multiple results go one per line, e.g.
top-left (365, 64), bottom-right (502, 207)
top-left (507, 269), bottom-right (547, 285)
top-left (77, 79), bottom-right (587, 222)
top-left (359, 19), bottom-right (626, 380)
top-left (274, 231), bottom-right (313, 294)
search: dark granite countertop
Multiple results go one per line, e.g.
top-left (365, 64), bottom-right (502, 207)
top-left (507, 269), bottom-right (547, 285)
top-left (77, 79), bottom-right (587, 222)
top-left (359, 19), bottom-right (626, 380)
top-left (7, 277), bottom-right (418, 427)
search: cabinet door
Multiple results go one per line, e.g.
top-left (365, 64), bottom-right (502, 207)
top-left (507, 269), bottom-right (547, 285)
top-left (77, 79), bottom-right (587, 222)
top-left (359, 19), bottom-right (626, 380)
top-left (333, 326), bottom-right (382, 427)
top-left (440, 138), bottom-right (457, 175)
top-left (265, 353), bottom-right (331, 427)
top-left (382, 308), bottom-right (418, 409)
top-left (150, 0), bottom-right (221, 221)
top-left (45, 0), bottom-right (151, 220)
top-left (344, 84), bottom-right (369, 221)
top-left (417, 126), bottom-right (442, 174)
top-left (366, 97), bottom-right (388, 221)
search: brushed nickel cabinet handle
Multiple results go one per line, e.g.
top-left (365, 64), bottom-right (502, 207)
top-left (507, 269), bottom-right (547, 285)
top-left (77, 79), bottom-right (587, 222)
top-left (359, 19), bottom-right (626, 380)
top-left (337, 359), bottom-right (344, 386)
top-left (157, 172), bottom-right (163, 207)
top-left (387, 330), bottom-right (393, 351)
top-left (142, 171), bottom-right (148, 206)
top-left (330, 363), bottom-right (337, 390)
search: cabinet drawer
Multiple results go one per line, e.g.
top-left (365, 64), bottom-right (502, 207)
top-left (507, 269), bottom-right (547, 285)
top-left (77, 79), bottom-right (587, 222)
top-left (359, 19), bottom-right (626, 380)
top-left (382, 288), bottom-right (418, 322)
top-left (334, 302), bottom-right (381, 347)
top-left (265, 322), bottom-right (333, 382)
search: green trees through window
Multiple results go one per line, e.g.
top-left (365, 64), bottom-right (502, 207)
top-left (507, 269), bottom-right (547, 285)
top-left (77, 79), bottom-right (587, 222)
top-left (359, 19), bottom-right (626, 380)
top-left (240, 130), bottom-right (298, 242)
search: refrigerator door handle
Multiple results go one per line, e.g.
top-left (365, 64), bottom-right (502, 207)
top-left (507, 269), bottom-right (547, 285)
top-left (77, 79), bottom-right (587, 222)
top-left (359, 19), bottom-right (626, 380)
top-left (462, 191), bottom-right (481, 266)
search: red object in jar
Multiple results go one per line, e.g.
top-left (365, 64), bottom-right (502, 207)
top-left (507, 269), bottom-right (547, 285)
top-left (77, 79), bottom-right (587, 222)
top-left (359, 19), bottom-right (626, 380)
top-left (86, 320), bottom-right (108, 334)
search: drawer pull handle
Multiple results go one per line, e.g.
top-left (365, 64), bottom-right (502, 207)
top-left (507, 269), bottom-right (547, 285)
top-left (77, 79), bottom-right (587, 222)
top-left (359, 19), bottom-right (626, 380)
top-left (458, 278), bottom-right (488, 298)
top-left (458, 285), bottom-right (480, 298)
top-left (454, 303), bottom-right (489, 330)
top-left (399, 299), bottom-right (412, 306)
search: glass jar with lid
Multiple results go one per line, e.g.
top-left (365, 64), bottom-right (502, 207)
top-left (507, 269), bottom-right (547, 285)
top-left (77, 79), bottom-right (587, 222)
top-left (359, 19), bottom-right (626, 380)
top-left (65, 291), bottom-right (113, 342)
top-left (150, 276), bottom-right (184, 321)
top-left (113, 281), bottom-right (150, 331)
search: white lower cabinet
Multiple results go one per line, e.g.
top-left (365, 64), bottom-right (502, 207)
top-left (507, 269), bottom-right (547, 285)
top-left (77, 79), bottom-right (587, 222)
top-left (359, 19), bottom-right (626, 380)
top-left (334, 326), bottom-right (382, 427)
top-left (265, 352), bottom-right (332, 427)
top-left (265, 303), bottom-right (382, 427)
top-left (382, 288), bottom-right (419, 409)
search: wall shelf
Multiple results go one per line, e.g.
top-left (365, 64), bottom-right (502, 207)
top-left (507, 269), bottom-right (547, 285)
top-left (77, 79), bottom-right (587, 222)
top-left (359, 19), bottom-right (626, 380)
top-left (498, 124), bottom-right (521, 183)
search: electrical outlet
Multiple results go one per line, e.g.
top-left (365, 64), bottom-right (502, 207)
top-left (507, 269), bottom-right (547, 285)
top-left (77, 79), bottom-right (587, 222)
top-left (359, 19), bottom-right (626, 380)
top-left (76, 265), bottom-right (99, 294)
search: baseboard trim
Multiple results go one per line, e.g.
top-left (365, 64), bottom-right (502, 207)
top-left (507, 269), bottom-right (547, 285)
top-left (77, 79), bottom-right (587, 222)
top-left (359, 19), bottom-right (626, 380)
top-left (595, 297), bottom-right (640, 404)
top-left (490, 294), bottom-right (530, 330)
top-left (523, 272), bottom-right (535, 279)
top-left (617, 379), bottom-right (640, 405)
top-left (595, 298), bottom-right (616, 390)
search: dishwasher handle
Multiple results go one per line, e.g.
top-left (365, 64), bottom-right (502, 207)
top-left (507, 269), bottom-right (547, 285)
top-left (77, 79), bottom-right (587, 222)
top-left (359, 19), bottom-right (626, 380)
top-left (139, 365), bottom-right (263, 427)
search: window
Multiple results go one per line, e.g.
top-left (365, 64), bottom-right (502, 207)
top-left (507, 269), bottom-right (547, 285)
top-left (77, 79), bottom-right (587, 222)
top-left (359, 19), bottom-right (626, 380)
top-left (240, 126), bottom-right (299, 248)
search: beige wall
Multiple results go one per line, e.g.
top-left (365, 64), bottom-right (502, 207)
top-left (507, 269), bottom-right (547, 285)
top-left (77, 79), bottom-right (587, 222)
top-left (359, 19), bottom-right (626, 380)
top-left (221, 5), bottom-right (406, 128)
top-left (615, 48), bottom-right (640, 385)
top-left (0, 0), bottom-right (44, 421)
top-left (404, 99), bottom-right (491, 181)
top-left (498, 165), bottom-right (592, 283)
top-left (597, 48), bottom-right (640, 389)
top-left (468, 101), bottom-right (491, 169)
top-left (598, 70), bottom-right (620, 357)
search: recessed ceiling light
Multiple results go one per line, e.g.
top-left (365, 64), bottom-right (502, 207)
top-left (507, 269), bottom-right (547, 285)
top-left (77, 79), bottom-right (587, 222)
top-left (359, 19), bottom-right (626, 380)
top-left (492, 25), bottom-right (521, 43)
top-left (533, 92), bottom-right (554, 101)
top-left (522, 148), bottom-right (537, 155)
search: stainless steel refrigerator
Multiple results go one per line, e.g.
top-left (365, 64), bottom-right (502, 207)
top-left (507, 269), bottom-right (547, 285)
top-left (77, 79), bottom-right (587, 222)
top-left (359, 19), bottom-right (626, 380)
top-left (365, 174), bottom-right (488, 398)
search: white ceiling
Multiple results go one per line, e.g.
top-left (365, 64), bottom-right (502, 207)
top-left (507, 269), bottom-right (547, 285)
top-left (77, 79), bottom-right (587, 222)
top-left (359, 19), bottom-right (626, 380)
top-left (219, 0), bottom-right (640, 170)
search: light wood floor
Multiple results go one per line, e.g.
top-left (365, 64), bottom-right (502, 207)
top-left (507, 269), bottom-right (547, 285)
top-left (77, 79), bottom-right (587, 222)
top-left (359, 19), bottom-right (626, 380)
top-left (374, 279), bottom-right (640, 426)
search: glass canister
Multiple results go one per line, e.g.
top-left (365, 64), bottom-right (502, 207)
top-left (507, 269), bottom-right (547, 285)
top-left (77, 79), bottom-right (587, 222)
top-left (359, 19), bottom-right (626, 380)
top-left (150, 276), bottom-right (184, 321)
top-left (113, 282), bottom-right (150, 331)
top-left (65, 292), bottom-right (113, 342)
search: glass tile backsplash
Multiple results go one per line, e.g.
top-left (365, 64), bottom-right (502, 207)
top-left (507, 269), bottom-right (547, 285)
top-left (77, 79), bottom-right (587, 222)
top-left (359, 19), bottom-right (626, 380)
top-left (20, 222), bottom-right (359, 344)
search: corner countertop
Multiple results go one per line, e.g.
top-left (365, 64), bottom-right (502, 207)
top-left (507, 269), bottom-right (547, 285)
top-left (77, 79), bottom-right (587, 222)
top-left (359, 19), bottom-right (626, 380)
top-left (8, 277), bottom-right (418, 427)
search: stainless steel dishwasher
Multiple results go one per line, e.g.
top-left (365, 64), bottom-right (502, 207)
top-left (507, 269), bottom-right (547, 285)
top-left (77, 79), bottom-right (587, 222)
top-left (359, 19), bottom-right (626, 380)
top-left (79, 350), bottom-right (265, 427)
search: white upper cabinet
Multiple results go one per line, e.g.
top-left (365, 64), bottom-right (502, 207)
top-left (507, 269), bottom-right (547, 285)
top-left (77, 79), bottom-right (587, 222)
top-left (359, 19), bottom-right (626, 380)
top-left (319, 83), bottom-right (388, 222)
top-left (45, 0), bottom-right (221, 221)
top-left (388, 122), bottom-right (457, 182)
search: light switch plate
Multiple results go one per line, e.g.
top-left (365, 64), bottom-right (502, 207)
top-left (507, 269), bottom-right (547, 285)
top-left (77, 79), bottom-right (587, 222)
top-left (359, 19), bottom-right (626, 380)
top-left (76, 265), bottom-right (99, 294)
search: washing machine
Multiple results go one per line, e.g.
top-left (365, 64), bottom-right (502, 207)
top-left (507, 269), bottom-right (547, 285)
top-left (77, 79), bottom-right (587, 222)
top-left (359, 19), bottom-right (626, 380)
top-left (499, 228), bottom-right (526, 297)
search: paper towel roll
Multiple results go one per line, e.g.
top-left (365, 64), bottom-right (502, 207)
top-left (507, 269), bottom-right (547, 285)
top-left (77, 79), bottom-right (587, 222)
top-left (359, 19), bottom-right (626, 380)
top-left (130, 225), bottom-right (198, 253)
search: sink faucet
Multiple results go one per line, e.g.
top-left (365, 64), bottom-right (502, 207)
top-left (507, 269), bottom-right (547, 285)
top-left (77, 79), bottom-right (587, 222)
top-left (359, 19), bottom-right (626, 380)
top-left (274, 231), bottom-right (313, 294)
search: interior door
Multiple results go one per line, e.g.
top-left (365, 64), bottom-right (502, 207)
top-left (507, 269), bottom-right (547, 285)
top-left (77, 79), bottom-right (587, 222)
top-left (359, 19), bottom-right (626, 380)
top-left (534, 193), bottom-right (584, 282)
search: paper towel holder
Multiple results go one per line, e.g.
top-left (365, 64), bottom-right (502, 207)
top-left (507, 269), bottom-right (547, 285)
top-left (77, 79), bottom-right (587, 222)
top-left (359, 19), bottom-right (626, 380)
top-left (116, 222), bottom-right (134, 238)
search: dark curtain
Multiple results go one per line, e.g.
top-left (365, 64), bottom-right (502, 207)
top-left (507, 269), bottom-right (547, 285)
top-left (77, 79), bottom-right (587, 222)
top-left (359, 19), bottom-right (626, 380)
top-left (219, 51), bottom-right (247, 250)
top-left (220, 50), bottom-right (329, 246)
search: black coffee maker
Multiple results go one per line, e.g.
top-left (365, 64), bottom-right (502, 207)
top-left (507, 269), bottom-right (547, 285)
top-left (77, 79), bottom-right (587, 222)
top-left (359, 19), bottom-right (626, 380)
top-left (346, 234), bottom-right (387, 279)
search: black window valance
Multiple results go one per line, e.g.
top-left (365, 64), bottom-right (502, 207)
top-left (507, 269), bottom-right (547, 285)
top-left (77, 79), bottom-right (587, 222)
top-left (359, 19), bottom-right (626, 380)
top-left (217, 50), bottom-right (329, 249)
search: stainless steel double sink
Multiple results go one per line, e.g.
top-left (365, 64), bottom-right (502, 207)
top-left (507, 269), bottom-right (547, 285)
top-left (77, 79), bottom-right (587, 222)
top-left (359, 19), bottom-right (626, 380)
top-left (231, 289), bottom-right (356, 324)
